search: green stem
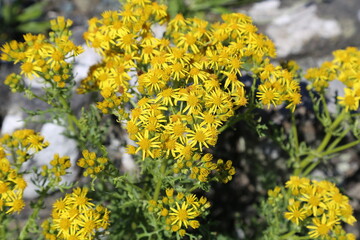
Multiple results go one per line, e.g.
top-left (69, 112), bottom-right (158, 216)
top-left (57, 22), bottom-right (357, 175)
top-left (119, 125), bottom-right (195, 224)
top-left (302, 161), bottom-right (320, 177)
top-left (218, 112), bottom-right (244, 133)
top-left (301, 136), bottom-right (356, 176)
top-left (58, 93), bottom-right (71, 112)
top-left (295, 109), bottom-right (347, 176)
top-left (0, 213), bottom-right (5, 239)
top-left (279, 231), bottom-right (297, 239)
top-left (320, 92), bottom-right (330, 120)
top-left (291, 113), bottom-right (300, 167)
top-left (321, 139), bottom-right (360, 157)
top-left (29, 91), bottom-right (49, 104)
top-left (326, 127), bottom-right (350, 152)
top-left (19, 188), bottom-right (47, 240)
top-left (153, 158), bottom-right (168, 202)
top-left (317, 109), bottom-right (346, 153)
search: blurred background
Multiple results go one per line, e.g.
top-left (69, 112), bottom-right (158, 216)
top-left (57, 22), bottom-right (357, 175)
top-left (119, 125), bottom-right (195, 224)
top-left (1, 0), bottom-right (360, 239)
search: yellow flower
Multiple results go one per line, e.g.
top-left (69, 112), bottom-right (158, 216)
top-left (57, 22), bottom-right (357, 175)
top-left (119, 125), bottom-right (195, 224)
top-left (4, 190), bottom-right (25, 214)
top-left (169, 202), bottom-right (199, 229)
top-left (300, 186), bottom-right (327, 217)
top-left (257, 84), bottom-right (280, 108)
top-left (285, 176), bottom-right (310, 195)
top-left (338, 88), bottom-right (360, 111)
top-left (167, 14), bottom-right (188, 33)
top-left (75, 209), bottom-right (102, 239)
top-left (284, 201), bottom-right (307, 225)
top-left (205, 88), bottom-right (232, 114)
top-left (25, 134), bottom-right (49, 152)
top-left (180, 91), bottom-right (202, 115)
top-left (52, 217), bottom-right (74, 238)
top-left (68, 188), bottom-right (94, 211)
top-left (20, 60), bottom-right (41, 79)
top-left (307, 214), bottom-right (336, 239)
top-left (186, 124), bottom-right (213, 150)
top-left (135, 131), bottom-right (161, 159)
top-left (0, 180), bottom-right (9, 194)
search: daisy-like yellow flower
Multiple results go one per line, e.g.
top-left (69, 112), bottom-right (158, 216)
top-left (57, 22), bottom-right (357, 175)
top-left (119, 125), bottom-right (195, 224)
top-left (135, 131), bottom-right (161, 159)
top-left (307, 214), bottom-right (336, 239)
top-left (4, 190), bottom-right (25, 214)
top-left (75, 209), bottom-right (102, 239)
top-left (167, 14), bottom-right (188, 33)
top-left (186, 124), bottom-right (213, 150)
top-left (257, 84), bottom-right (280, 108)
top-left (285, 176), bottom-right (310, 195)
top-left (284, 201), bottom-right (307, 225)
top-left (300, 186), bottom-right (327, 217)
top-left (20, 60), bottom-right (41, 79)
top-left (180, 91), bottom-right (202, 115)
top-left (169, 202), bottom-right (199, 229)
top-left (338, 88), bottom-right (360, 111)
top-left (68, 187), bottom-right (95, 211)
top-left (25, 134), bottom-right (49, 152)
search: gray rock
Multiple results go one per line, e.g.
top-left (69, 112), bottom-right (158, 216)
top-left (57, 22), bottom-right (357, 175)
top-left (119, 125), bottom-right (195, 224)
top-left (249, 1), bottom-right (341, 58)
top-left (347, 183), bottom-right (360, 200)
top-left (246, 0), bottom-right (360, 61)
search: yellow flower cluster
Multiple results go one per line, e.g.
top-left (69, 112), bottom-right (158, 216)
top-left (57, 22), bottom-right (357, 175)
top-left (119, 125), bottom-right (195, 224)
top-left (267, 186), bottom-right (283, 206)
top-left (77, 150), bottom-right (108, 178)
top-left (255, 58), bottom-right (302, 111)
top-left (172, 152), bottom-right (235, 183)
top-left (0, 16), bottom-right (83, 89)
top-left (284, 176), bottom-right (356, 239)
top-left (0, 129), bottom-right (52, 215)
top-left (41, 154), bottom-right (72, 183)
top-left (80, 0), bottom-right (301, 115)
top-left (305, 47), bottom-right (360, 111)
top-left (42, 187), bottom-right (110, 240)
top-left (0, 147), bottom-right (27, 214)
top-left (0, 129), bottom-right (49, 165)
top-left (78, 1), bottom-right (300, 192)
top-left (149, 188), bottom-right (210, 237)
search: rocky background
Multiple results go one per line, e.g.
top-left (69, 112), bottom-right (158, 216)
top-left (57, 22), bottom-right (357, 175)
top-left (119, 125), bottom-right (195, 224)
top-left (0, 0), bottom-right (360, 239)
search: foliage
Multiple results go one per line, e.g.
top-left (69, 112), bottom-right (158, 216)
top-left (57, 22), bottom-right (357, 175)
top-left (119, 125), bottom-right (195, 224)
top-left (0, 0), bottom-right (49, 44)
top-left (165, 0), bottom-right (261, 19)
top-left (0, 0), bottom-right (359, 239)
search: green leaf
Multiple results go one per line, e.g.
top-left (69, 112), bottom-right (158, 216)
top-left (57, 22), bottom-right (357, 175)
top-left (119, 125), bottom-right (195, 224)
top-left (16, 2), bottom-right (45, 22)
top-left (16, 21), bottom-right (49, 33)
top-left (1, 3), bottom-right (18, 24)
top-left (168, 0), bottom-right (187, 18)
top-left (212, 7), bottom-right (231, 14)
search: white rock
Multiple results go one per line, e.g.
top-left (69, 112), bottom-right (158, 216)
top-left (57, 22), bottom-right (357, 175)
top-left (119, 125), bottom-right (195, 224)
top-left (248, 0), bottom-right (281, 24)
top-left (249, 3), bottom-right (342, 58)
top-left (152, 24), bottom-right (167, 39)
top-left (120, 147), bottom-right (138, 173)
top-left (327, 80), bottom-right (345, 113)
top-left (73, 44), bottom-right (102, 82)
top-left (1, 110), bottom-right (24, 134)
top-left (23, 123), bottom-right (79, 199)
